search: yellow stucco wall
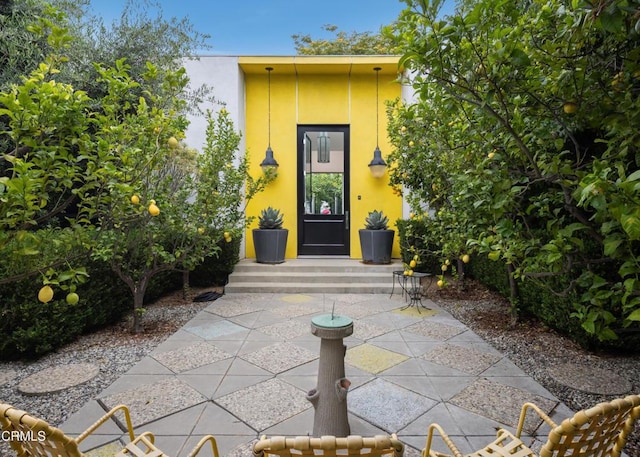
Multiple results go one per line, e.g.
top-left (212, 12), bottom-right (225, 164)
top-left (240, 56), bottom-right (402, 259)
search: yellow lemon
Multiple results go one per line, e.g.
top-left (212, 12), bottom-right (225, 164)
top-left (66, 292), bottom-right (79, 305)
top-left (462, 254), bottom-right (470, 264)
top-left (437, 279), bottom-right (444, 288)
top-left (487, 152), bottom-right (495, 159)
top-left (445, 259), bottom-right (450, 265)
top-left (407, 269), bottom-right (414, 276)
top-left (224, 235), bottom-right (232, 243)
top-left (38, 285), bottom-right (54, 303)
top-left (409, 212), bottom-right (415, 219)
top-left (149, 199), bottom-right (156, 205)
top-left (410, 259), bottom-right (417, 268)
top-left (400, 126), bottom-right (407, 133)
top-left (413, 254), bottom-right (419, 261)
top-left (562, 101), bottom-right (578, 114)
top-left (131, 195), bottom-right (140, 205)
top-left (148, 203), bottom-right (160, 216)
top-left (441, 264), bottom-right (448, 272)
top-left (409, 140), bottom-right (415, 147)
top-left (197, 227), bottom-right (205, 234)
top-left (167, 136), bottom-right (179, 149)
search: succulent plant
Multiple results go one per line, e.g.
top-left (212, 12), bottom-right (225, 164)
top-left (364, 210), bottom-right (389, 230)
top-left (258, 206), bottom-right (284, 229)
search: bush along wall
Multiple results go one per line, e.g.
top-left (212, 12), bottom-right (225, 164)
top-left (466, 255), bottom-right (640, 352)
top-left (0, 260), bottom-right (183, 360)
top-left (398, 218), bottom-right (640, 352)
top-left (189, 236), bottom-right (241, 287)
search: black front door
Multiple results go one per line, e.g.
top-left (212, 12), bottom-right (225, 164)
top-left (297, 125), bottom-right (350, 256)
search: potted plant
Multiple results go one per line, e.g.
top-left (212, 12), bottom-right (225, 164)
top-left (253, 207), bottom-right (288, 264)
top-left (359, 210), bottom-right (394, 264)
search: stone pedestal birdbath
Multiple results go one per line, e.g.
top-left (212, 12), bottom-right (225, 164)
top-left (306, 313), bottom-right (353, 437)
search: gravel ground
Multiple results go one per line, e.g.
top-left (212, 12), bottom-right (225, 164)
top-left (1, 284), bottom-right (638, 456)
top-left (425, 279), bottom-right (640, 456)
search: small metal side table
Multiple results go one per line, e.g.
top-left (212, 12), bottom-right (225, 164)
top-left (391, 271), bottom-right (432, 311)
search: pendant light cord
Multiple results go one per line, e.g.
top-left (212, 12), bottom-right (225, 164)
top-left (374, 67), bottom-right (381, 148)
top-left (266, 67), bottom-right (273, 147)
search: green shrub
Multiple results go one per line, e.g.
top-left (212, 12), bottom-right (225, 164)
top-left (0, 260), bottom-right (183, 360)
top-left (190, 236), bottom-right (241, 287)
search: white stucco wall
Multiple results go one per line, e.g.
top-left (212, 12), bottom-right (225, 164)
top-left (182, 55), bottom-right (248, 257)
top-left (182, 56), bottom-right (245, 154)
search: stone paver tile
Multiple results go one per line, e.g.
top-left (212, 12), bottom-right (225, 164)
top-left (546, 362), bottom-right (632, 395)
top-left (405, 321), bottom-right (465, 341)
top-left (126, 356), bottom-right (176, 375)
top-left (262, 407), bottom-right (314, 436)
top-left (143, 435), bottom-right (187, 457)
top-left (333, 303), bottom-right (381, 319)
top-left (488, 376), bottom-right (557, 399)
top-left (352, 321), bottom-right (393, 341)
top-left (60, 400), bottom-right (123, 436)
top-left (444, 402), bottom-right (507, 437)
top-left (216, 378), bottom-right (310, 432)
top-left (347, 413), bottom-right (387, 437)
top-left (240, 342), bottom-right (318, 374)
top-left (279, 294), bottom-right (316, 303)
top-left (280, 359), bottom-right (320, 376)
top-left (213, 375), bottom-right (272, 399)
top-left (421, 344), bottom-right (501, 375)
top-left (449, 378), bottom-right (557, 434)
top-left (249, 311), bottom-right (292, 329)
top-left (225, 358), bottom-right (272, 376)
top-left (404, 341), bottom-right (442, 358)
top-left (84, 441), bottom-right (125, 457)
top-left (276, 374), bottom-right (316, 393)
top-left (184, 320), bottom-right (248, 340)
top-left (349, 378), bottom-right (437, 433)
top-left (178, 358), bottom-right (234, 376)
top-left (257, 320), bottom-right (309, 340)
top-left (205, 301), bottom-right (261, 317)
top-left (191, 402), bottom-right (255, 435)
top-left (367, 329), bottom-right (405, 342)
top-left (391, 306), bottom-right (439, 318)
top-left (100, 378), bottom-right (206, 427)
top-left (153, 342), bottom-right (232, 373)
top-left (136, 403), bottom-right (206, 435)
top-left (426, 376), bottom-right (476, 401)
top-left (381, 375), bottom-right (439, 400)
top-left (18, 363), bottom-right (99, 395)
top-left (345, 344), bottom-right (408, 374)
top-left (481, 358), bottom-right (528, 377)
top-left (178, 374), bottom-right (224, 399)
top-left (369, 340), bottom-right (414, 357)
top-left (398, 402), bottom-right (462, 436)
top-left (217, 438), bottom-right (257, 457)
top-left (378, 358), bottom-right (426, 376)
top-left (270, 304), bottom-right (321, 318)
top-left (91, 374), bottom-right (172, 397)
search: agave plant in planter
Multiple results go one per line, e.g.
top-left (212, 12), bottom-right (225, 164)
top-left (253, 207), bottom-right (288, 264)
top-left (359, 210), bottom-right (394, 264)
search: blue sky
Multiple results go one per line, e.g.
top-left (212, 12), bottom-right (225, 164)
top-left (89, 0), bottom-right (455, 55)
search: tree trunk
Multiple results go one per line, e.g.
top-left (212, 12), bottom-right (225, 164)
top-left (132, 277), bottom-right (149, 334)
top-left (182, 269), bottom-right (190, 300)
top-left (506, 263), bottom-right (519, 326)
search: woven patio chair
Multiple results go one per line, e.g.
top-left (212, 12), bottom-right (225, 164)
top-left (0, 402), bottom-right (219, 457)
top-left (253, 434), bottom-right (404, 457)
top-left (423, 394), bottom-right (640, 457)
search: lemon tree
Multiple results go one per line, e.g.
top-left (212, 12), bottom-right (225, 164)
top-left (389, 0), bottom-right (640, 342)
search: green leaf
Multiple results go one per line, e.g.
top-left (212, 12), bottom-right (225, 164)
top-left (603, 237), bottom-right (623, 256)
top-left (627, 309), bottom-right (640, 322)
top-left (620, 212), bottom-right (640, 240)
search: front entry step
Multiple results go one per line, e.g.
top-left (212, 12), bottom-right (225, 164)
top-left (225, 258), bottom-right (402, 294)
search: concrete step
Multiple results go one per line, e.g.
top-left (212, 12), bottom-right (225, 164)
top-left (224, 282), bottom-right (394, 294)
top-left (226, 258), bottom-right (402, 294)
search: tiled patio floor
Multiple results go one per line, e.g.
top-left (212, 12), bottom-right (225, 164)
top-left (59, 293), bottom-right (573, 457)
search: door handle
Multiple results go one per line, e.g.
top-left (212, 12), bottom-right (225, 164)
top-left (345, 211), bottom-right (349, 230)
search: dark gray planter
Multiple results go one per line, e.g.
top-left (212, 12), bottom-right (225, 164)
top-left (359, 229), bottom-right (394, 264)
top-left (253, 229), bottom-right (288, 264)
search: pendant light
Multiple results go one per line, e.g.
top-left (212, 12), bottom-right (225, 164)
top-left (368, 67), bottom-right (387, 178)
top-left (260, 67), bottom-right (279, 173)
top-left (317, 131), bottom-right (330, 163)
